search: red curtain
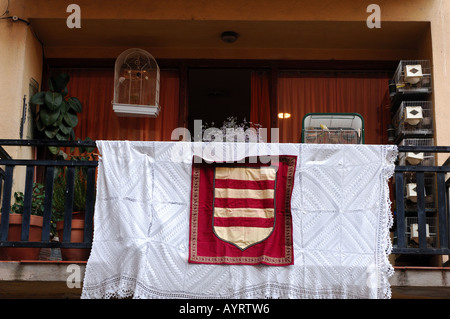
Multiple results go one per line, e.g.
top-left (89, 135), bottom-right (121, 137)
top-left (55, 68), bottom-right (389, 144)
top-left (52, 68), bottom-right (180, 142)
top-left (250, 71), bottom-right (272, 141)
top-left (276, 71), bottom-right (390, 144)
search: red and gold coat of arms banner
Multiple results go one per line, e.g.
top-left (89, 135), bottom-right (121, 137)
top-left (188, 155), bottom-right (297, 266)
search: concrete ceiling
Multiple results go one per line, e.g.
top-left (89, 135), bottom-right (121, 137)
top-left (28, 19), bottom-right (430, 59)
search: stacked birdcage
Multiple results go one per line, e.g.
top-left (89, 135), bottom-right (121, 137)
top-left (393, 101), bottom-right (433, 139)
top-left (403, 172), bottom-right (436, 211)
top-left (389, 60), bottom-right (438, 263)
top-left (398, 138), bottom-right (435, 166)
top-left (405, 216), bottom-right (437, 248)
top-left (393, 60), bottom-right (432, 94)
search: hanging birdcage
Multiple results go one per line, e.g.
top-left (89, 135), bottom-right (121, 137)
top-left (393, 101), bottom-right (433, 138)
top-left (301, 113), bottom-right (365, 144)
top-left (398, 138), bottom-right (435, 166)
top-left (403, 172), bottom-right (436, 210)
top-left (405, 216), bottom-right (437, 248)
top-left (393, 60), bottom-right (432, 94)
top-left (112, 48), bottom-right (160, 117)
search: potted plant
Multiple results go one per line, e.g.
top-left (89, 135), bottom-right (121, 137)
top-left (0, 183), bottom-right (45, 261)
top-left (51, 146), bottom-right (96, 261)
top-left (31, 73), bottom-right (94, 261)
top-left (30, 73), bottom-right (82, 156)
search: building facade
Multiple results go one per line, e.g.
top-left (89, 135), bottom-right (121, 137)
top-left (0, 0), bottom-right (449, 298)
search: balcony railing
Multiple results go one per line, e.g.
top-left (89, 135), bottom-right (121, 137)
top-left (0, 140), bottom-right (449, 263)
top-left (393, 145), bottom-right (450, 257)
top-left (0, 139), bottom-right (97, 256)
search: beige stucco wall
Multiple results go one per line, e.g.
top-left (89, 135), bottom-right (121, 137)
top-left (0, 21), bottom-right (42, 140)
top-left (13, 0), bottom-right (442, 22)
top-left (0, 11), bottom-right (43, 193)
top-left (427, 1), bottom-right (450, 164)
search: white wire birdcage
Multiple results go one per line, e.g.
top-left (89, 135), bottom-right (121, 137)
top-left (405, 216), bottom-right (437, 248)
top-left (113, 48), bottom-right (160, 117)
top-left (393, 101), bottom-right (433, 137)
top-left (398, 138), bottom-right (435, 166)
top-left (393, 60), bottom-right (432, 94)
top-left (301, 113), bottom-right (364, 144)
top-left (403, 172), bottom-right (436, 210)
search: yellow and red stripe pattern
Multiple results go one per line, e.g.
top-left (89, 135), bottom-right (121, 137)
top-left (213, 166), bottom-right (277, 250)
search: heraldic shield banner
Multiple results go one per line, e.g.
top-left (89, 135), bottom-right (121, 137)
top-left (189, 155), bottom-right (297, 266)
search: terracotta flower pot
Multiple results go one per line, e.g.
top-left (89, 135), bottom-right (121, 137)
top-left (56, 216), bottom-right (90, 261)
top-left (0, 214), bottom-right (43, 261)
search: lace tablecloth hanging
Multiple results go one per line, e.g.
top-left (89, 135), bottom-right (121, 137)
top-left (81, 141), bottom-right (397, 299)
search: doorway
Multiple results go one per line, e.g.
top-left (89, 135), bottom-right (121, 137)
top-left (187, 68), bottom-right (251, 139)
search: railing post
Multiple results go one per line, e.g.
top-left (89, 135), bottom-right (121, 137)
top-left (416, 172), bottom-right (427, 249)
top-left (0, 167), bottom-right (5, 198)
top-left (41, 166), bottom-right (55, 242)
top-left (0, 165), bottom-right (14, 242)
top-left (20, 165), bottom-right (35, 241)
top-left (83, 166), bottom-right (96, 243)
top-left (437, 172), bottom-right (449, 249)
top-left (395, 171), bottom-right (406, 249)
top-left (447, 177), bottom-right (450, 250)
top-left (61, 166), bottom-right (76, 243)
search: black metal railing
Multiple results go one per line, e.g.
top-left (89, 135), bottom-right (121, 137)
top-left (393, 146), bottom-right (450, 255)
top-left (0, 140), bottom-right (449, 260)
top-left (0, 139), bottom-right (98, 251)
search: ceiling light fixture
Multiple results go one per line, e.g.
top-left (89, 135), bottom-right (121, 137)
top-left (221, 31), bottom-right (239, 43)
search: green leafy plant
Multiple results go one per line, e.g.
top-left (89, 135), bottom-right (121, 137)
top-left (52, 168), bottom-right (87, 222)
top-left (10, 183), bottom-right (61, 236)
top-left (10, 183), bottom-right (46, 217)
top-left (51, 146), bottom-right (96, 222)
top-left (30, 73), bottom-right (82, 155)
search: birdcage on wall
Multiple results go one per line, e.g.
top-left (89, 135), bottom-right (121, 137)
top-left (393, 60), bottom-right (432, 94)
top-left (405, 216), bottom-right (437, 248)
top-left (398, 138), bottom-right (435, 166)
top-left (113, 48), bottom-right (160, 117)
top-left (393, 101), bottom-right (433, 138)
top-left (301, 113), bottom-right (364, 144)
top-left (403, 172), bottom-right (436, 210)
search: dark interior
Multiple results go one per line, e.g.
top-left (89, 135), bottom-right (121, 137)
top-left (188, 68), bottom-right (251, 137)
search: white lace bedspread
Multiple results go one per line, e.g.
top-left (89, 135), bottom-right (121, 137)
top-left (81, 141), bottom-right (397, 299)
